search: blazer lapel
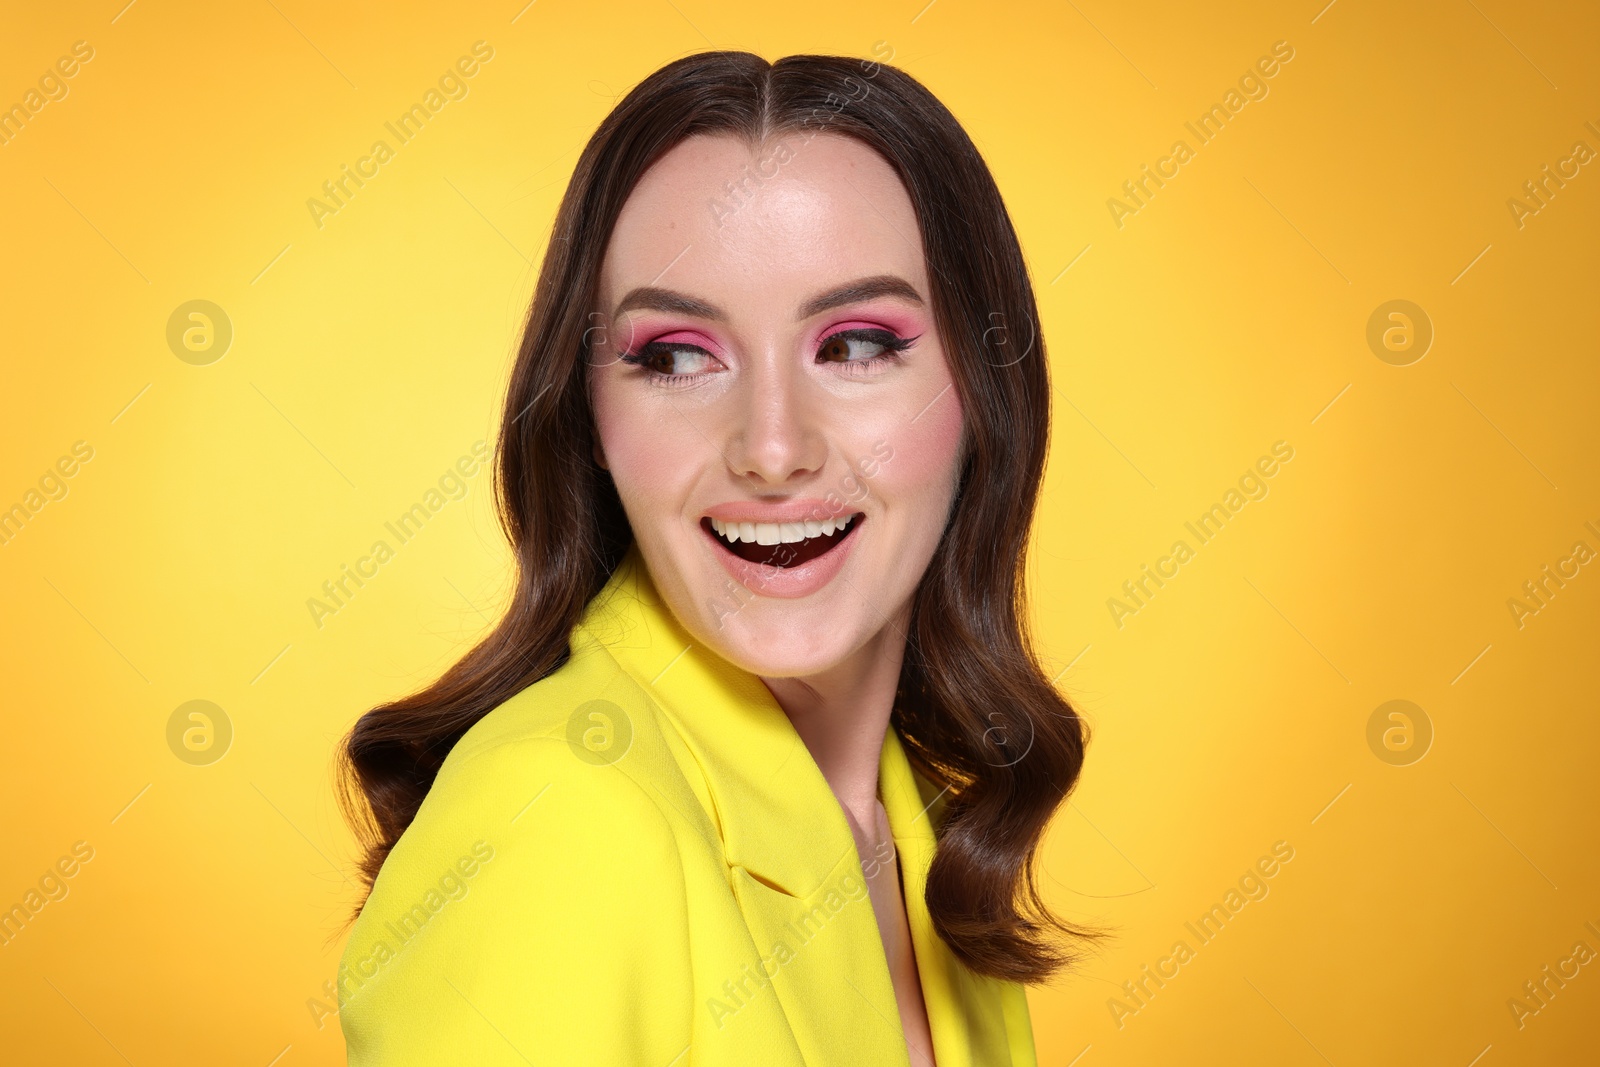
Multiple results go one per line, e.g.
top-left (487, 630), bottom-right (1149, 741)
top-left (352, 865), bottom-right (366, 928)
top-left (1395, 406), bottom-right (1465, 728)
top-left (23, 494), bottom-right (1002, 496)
top-left (576, 549), bottom-right (910, 1064)
top-left (880, 729), bottom-right (1019, 1067)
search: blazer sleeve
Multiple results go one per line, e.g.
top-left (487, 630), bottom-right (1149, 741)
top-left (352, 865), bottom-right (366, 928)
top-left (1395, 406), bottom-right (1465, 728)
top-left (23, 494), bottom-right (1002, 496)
top-left (339, 736), bottom-right (694, 1066)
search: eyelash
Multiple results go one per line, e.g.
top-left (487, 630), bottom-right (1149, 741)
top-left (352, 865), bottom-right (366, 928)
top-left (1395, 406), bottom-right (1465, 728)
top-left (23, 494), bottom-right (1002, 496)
top-left (618, 328), bottom-right (919, 386)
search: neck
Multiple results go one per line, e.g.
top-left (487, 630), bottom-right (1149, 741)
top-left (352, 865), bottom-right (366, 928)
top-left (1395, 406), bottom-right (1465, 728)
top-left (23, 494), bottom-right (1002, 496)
top-left (760, 605), bottom-right (910, 826)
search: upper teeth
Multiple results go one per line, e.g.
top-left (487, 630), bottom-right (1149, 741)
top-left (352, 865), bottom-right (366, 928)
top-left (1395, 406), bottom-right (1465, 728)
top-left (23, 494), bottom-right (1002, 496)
top-left (710, 514), bottom-right (858, 545)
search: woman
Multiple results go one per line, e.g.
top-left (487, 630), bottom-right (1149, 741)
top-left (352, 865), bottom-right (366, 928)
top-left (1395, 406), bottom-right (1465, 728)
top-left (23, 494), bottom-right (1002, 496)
top-left (336, 49), bottom-right (1093, 1066)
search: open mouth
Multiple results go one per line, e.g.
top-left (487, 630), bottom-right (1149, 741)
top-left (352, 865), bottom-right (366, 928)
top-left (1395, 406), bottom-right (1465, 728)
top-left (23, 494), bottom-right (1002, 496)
top-left (702, 513), bottom-right (863, 569)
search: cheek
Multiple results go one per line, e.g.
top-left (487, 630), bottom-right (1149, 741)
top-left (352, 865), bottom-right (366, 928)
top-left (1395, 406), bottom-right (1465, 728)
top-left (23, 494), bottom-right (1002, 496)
top-left (590, 380), bottom-right (701, 513)
top-left (867, 385), bottom-right (964, 514)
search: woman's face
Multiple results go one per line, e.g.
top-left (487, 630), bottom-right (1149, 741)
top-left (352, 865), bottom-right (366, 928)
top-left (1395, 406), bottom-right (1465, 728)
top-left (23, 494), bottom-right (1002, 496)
top-left (588, 131), bottom-right (965, 679)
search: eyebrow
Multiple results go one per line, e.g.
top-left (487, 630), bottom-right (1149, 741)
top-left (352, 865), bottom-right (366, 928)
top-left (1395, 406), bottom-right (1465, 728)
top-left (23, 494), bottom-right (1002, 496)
top-left (610, 273), bottom-right (924, 323)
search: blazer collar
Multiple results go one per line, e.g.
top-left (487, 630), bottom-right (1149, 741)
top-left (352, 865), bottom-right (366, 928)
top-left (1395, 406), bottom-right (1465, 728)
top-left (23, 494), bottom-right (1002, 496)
top-left (572, 545), bottom-right (861, 899)
top-left (573, 547), bottom-right (1009, 1067)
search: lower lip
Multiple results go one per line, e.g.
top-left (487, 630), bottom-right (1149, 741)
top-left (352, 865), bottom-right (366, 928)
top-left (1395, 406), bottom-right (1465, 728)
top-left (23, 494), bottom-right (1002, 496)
top-left (702, 518), bottom-right (863, 600)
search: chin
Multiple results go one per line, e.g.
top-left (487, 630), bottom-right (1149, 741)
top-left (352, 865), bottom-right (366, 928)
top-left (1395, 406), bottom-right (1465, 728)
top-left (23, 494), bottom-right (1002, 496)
top-left (635, 514), bottom-right (919, 681)
top-left (691, 603), bottom-right (868, 679)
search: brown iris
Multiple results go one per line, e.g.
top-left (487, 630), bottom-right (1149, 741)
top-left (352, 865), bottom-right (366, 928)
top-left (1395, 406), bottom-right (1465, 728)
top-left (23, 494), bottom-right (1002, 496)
top-left (639, 349), bottom-right (678, 374)
top-left (819, 335), bottom-right (853, 362)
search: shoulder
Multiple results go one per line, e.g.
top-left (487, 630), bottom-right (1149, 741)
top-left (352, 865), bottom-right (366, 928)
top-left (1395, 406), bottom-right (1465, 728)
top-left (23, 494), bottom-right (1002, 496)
top-left (339, 643), bottom-right (696, 1063)
top-left (370, 637), bottom-right (687, 898)
top-left (421, 636), bottom-right (676, 821)
top-left (444, 635), bottom-right (639, 764)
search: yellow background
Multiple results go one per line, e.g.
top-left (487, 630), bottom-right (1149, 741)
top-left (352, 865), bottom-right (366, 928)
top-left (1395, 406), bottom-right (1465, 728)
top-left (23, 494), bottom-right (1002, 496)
top-left (2, 0), bottom-right (1596, 1063)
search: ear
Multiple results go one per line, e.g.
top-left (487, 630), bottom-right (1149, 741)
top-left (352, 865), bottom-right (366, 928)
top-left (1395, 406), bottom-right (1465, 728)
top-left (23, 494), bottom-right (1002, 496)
top-left (592, 435), bottom-right (609, 471)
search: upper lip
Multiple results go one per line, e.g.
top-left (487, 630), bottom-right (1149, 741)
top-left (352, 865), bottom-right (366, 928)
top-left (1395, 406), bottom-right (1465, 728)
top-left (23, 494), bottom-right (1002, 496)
top-left (702, 500), bottom-right (863, 525)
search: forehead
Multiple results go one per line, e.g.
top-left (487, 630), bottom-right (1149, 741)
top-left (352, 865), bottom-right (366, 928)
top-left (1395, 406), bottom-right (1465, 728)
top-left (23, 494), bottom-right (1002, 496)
top-left (599, 132), bottom-right (928, 313)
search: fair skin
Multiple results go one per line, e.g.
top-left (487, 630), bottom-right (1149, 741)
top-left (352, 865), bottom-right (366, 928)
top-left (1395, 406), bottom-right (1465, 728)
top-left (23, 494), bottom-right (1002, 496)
top-left (587, 130), bottom-right (965, 1066)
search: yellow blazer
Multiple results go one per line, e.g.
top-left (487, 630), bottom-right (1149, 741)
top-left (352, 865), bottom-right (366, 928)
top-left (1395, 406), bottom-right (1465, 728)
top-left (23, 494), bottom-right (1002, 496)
top-left (339, 548), bottom-right (1038, 1065)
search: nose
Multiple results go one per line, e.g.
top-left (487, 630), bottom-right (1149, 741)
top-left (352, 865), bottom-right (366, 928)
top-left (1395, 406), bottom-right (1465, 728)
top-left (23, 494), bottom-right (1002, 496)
top-left (724, 353), bottom-right (827, 486)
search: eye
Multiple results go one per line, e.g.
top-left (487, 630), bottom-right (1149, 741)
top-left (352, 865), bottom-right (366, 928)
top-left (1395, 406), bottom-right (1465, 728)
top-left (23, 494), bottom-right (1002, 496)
top-left (816, 328), bottom-right (918, 368)
top-left (618, 342), bottom-right (720, 380)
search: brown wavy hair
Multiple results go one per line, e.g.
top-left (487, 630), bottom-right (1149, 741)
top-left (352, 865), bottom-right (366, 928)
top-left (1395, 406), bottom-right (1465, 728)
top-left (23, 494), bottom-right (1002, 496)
top-left (338, 49), bottom-right (1096, 983)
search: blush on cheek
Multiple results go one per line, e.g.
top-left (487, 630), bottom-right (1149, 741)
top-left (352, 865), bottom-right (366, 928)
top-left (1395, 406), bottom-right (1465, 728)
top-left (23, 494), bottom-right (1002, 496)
top-left (867, 386), bottom-right (964, 503)
top-left (591, 389), bottom-right (685, 492)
